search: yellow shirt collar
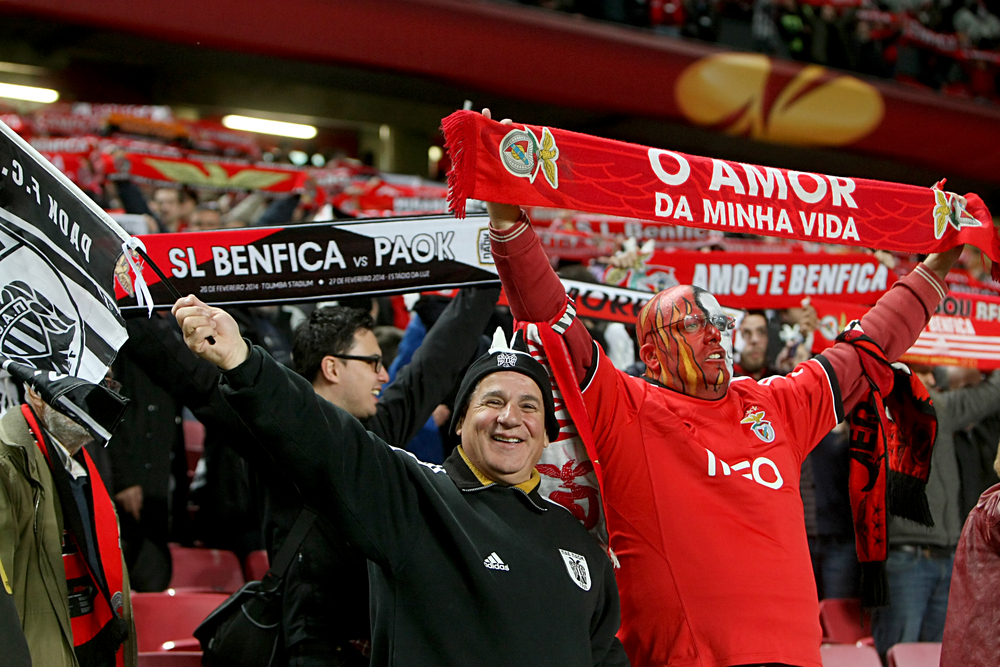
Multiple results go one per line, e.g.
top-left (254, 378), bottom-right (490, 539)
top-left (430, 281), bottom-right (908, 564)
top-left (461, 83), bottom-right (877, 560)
top-left (457, 446), bottom-right (540, 494)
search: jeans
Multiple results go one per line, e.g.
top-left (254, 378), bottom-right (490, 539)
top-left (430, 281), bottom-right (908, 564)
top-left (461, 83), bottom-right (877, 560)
top-left (809, 536), bottom-right (861, 599)
top-left (871, 547), bottom-right (954, 657)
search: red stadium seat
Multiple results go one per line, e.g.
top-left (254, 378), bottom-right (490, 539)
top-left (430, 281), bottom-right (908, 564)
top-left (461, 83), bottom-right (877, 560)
top-left (182, 419), bottom-right (205, 477)
top-left (244, 549), bottom-right (270, 581)
top-left (137, 652), bottom-right (203, 666)
top-left (886, 642), bottom-right (942, 667)
top-left (168, 544), bottom-right (245, 593)
top-left (131, 591), bottom-right (228, 652)
top-left (820, 643), bottom-right (882, 667)
top-left (819, 598), bottom-right (873, 645)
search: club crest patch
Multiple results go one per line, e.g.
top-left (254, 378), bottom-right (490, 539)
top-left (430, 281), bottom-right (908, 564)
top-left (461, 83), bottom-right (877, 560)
top-left (496, 352), bottom-right (518, 368)
top-left (559, 548), bottom-right (591, 591)
top-left (499, 126), bottom-right (559, 189)
top-left (741, 405), bottom-right (776, 443)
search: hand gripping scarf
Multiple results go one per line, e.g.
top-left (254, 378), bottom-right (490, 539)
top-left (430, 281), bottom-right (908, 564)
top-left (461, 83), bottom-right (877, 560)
top-left (442, 111), bottom-right (1000, 278)
top-left (835, 327), bottom-right (936, 607)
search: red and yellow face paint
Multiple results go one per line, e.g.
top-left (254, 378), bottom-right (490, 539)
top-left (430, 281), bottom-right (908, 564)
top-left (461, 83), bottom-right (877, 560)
top-left (636, 285), bottom-right (732, 400)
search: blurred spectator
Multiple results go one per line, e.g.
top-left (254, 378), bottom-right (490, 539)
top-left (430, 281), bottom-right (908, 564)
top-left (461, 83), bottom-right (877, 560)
top-left (807, 423), bottom-right (862, 598)
top-left (940, 442), bottom-right (1000, 667)
top-left (188, 202), bottom-right (223, 231)
top-left (152, 187), bottom-right (188, 232)
top-left (872, 366), bottom-right (1000, 658)
top-left (735, 310), bottom-right (772, 379)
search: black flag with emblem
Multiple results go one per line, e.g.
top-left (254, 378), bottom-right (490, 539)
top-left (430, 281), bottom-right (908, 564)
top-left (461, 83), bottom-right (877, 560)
top-left (0, 119), bottom-right (129, 383)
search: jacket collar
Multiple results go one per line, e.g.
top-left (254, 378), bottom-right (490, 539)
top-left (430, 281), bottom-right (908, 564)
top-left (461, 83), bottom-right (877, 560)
top-left (443, 447), bottom-right (548, 513)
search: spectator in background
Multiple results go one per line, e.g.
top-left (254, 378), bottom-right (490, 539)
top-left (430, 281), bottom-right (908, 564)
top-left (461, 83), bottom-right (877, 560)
top-left (152, 187), bottom-right (188, 233)
top-left (940, 441), bottom-right (1000, 667)
top-left (806, 422), bottom-right (861, 598)
top-left (188, 202), bottom-right (223, 232)
top-left (873, 366), bottom-right (1000, 658)
top-left (735, 310), bottom-right (771, 380)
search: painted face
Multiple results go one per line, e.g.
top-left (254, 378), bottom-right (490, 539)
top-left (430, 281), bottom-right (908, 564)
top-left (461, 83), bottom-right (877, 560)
top-left (636, 285), bottom-right (734, 400)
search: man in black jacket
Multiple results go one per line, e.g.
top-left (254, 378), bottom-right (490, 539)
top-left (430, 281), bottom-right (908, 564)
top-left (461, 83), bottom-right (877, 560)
top-left (174, 294), bottom-right (629, 667)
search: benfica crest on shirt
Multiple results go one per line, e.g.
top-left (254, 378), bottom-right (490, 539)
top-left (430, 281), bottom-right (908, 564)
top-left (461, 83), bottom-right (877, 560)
top-left (741, 406), bottom-right (776, 443)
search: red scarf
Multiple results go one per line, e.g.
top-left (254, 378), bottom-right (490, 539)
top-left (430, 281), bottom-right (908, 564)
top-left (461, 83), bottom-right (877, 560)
top-left (22, 405), bottom-right (128, 667)
top-left (835, 331), bottom-right (936, 607)
top-left (442, 111), bottom-right (1000, 279)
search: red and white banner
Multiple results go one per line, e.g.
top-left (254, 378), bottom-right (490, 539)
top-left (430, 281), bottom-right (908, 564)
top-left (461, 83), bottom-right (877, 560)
top-left (600, 250), bottom-right (897, 309)
top-left (812, 291), bottom-right (1000, 369)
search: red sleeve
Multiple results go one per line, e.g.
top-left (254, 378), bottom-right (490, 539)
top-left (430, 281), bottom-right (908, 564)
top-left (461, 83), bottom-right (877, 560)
top-left (490, 213), bottom-right (594, 380)
top-left (821, 263), bottom-right (947, 414)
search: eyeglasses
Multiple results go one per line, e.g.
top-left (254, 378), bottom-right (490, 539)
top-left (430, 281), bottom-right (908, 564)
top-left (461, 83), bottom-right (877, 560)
top-left (660, 313), bottom-right (736, 335)
top-left (329, 353), bottom-right (383, 374)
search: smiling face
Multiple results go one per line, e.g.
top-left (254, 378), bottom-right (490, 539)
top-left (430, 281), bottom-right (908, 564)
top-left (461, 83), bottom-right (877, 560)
top-left (637, 285), bottom-right (733, 400)
top-left (324, 329), bottom-right (390, 419)
top-left (457, 371), bottom-right (549, 486)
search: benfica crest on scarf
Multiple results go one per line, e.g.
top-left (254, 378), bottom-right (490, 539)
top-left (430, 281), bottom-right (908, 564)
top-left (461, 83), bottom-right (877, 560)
top-left (0, 119), bottom-right (130, 383)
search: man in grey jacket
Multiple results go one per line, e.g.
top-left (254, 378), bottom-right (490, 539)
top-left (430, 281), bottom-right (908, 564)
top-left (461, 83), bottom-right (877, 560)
top-left (872, 367), bottom-right (1000, 657)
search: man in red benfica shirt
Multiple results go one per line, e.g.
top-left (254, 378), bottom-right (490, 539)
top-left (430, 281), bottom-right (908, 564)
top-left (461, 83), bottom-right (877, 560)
top-left (483, 143), bottom-right (963, 667)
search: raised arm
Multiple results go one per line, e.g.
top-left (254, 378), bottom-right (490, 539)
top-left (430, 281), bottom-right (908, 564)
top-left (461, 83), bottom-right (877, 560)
top-left (172, 296), bottom-right (424, 567)
top-left (370, 285), bottom-right (500, 446)
top-left (934, 371), bottom-right (1000, 433)
top-left (489, 207), bottom-right (596, 381)
top-left (822, 248), bottom-right (962, 413)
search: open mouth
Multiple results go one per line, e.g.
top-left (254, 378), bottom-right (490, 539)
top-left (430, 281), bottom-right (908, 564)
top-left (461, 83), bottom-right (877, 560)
top-left (707, 352), bottom-right (724, 361)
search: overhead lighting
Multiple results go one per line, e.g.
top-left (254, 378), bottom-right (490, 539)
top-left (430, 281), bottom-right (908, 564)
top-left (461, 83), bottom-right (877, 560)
top-left (288, 150), bottom-right (309, 166)
top-left (428, 146), bottom-right (443, 162)
top-left (222, 114), bottom-right (317, 139)
top-left (0, 62), bottom-right (48, 76)
top-left (0, 82), bottom-right (59, 104)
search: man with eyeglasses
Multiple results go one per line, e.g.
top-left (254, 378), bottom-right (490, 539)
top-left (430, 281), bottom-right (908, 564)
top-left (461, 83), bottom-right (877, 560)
top-left (480, 120), bottom-right (966, 665)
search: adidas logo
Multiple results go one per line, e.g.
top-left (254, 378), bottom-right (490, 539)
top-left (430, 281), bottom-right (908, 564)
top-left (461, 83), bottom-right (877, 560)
top-left (483, 552), bottom-right (509, 571)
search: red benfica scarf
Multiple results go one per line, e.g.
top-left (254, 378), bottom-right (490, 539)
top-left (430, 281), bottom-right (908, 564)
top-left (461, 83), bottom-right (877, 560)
top-left (22, 406), bottom-right (129, 666)
top-left (442, 111), bottom-right (1000, 279)
top-left (835, 330), bottom-right (936, 607)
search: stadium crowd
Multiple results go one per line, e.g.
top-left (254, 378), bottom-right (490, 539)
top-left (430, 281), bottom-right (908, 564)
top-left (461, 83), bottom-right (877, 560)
top-left (512, 0), bottom-right (1000, 102)
top-left (0, 98), bottom-right (999, 666)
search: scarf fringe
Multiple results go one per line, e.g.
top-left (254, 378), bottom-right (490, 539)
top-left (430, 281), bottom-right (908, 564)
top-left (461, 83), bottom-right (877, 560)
top-left (860, 560), bottom-right (889, 608)
top-left (442, 110), bottom-right (474, 218)
top-left (888, 469), bottom-right (934, 526)
top-left (73, 616), bottom-right (129, 666)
